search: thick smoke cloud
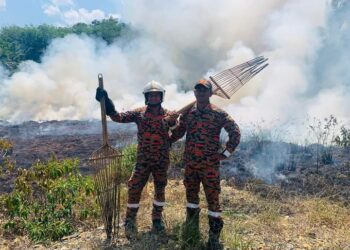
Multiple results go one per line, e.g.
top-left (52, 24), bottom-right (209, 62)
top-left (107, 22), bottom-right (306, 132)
top-left (0, 0), bottom-right (349, 139)
top-left (306, 0), bottom-right (350, 121)
top-left (0, 34), bottom-right (194, 121)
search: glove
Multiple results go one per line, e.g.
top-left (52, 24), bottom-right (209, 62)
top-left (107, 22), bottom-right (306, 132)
top-left (164, 113), bottom-right (179, 129)
top-left (95, 87), bottom-right (117, 116)
top-left (95, 87), bottom-right (108, 102)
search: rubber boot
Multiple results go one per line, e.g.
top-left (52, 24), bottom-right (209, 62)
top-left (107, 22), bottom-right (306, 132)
top-left (124, 217), bottom-right (137, 240)
top-left (124, 207), bottom-right (138, 240)
top-left (207, 216), bottom-right (224, 250)
top-left (152, 218), bottom-right (165, 233)
top-left (181, 207), bottom-right (201, 246)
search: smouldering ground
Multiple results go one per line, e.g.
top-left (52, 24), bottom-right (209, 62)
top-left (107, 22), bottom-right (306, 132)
top-left (1, 179), bottom-right (349, 250)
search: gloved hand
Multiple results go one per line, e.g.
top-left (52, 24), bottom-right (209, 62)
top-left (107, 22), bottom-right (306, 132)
top-left (95, 87), bottom-right (108, 102)
top-left (164, 113), bottom-right (179, 128)
top-left (95, 87), bottom-right (117, 116)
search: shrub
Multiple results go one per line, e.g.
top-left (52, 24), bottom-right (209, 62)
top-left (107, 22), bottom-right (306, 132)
top-left (308, 115), bottom-right (338, 169)
top-left (0, 139), bottom-right (15, 175)
top-left (334, 126), bottom-right (350, 151)
top-left (1, 157), bottom-right (98, 243)
top-left (170, 141), bottom-right (185, 169)
top-left (120, 144), bottom-right (137, 181)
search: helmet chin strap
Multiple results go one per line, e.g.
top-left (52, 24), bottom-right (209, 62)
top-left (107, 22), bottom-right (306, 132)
top-left (144, 92), bottom-right (163, 106)
top-left (146, 102), bottom-right (162, 107)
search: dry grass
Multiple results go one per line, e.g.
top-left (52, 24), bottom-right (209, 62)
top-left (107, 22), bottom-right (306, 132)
top-left (220, 183), bottom-right (350, 249)
top-left (1, 179), bottom-right (349, 249)
top-left (114, 180), bottom-right (350, 249)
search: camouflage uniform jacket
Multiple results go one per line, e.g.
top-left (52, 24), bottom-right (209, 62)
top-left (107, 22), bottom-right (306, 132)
top-left (170, 103), bottom-right (241, 167)
top-left (110, 106), bottom-right (175, 164)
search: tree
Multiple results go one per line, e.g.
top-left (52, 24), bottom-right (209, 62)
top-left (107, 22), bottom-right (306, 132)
top-left (0, 18), bottom-right (129, 73)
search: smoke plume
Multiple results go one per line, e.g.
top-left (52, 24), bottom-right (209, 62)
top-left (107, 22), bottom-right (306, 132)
top-left (0, 0), bottom-right (349, 139)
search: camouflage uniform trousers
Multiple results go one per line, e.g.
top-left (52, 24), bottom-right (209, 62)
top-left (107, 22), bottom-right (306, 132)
top-left (126, 160), bottom-right (169, 220)
top-left (184, 164), bottom-right (222, 220)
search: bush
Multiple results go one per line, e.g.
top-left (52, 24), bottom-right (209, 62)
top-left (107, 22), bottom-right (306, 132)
top-left (120, 144), bottom-right (137, 181)
top-left (321, 150), bottom-right (333, 165)
top-left (308, 115), bottom-right (338, 170)
top-left (170, 142), bottom-right (184, 169)
top-left (0, 139), bottom-right (15, 175)
top-left (334, 126), bottom-right (350, 151)
top-left (1, 157), bottom-right (98, 243)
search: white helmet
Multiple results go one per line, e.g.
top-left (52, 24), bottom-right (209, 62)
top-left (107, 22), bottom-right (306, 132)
top-left (143, 80), bottom-right (165, 104)
top-left (143, 80), bottom-right (165, 95)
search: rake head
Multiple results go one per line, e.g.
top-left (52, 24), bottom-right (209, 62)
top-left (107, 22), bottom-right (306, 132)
top-left (210, 56), bottom-right (269, 99)
top-left (90, 145), bottom-right (121, 171)
top-left (89, 145), bottom-right (123, 242)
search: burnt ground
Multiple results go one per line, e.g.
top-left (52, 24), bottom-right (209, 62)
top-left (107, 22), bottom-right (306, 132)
top-left (1, 120), bottom-right (350, 203)
top-left (219, 140), bottom-right (350, 205)
top-left (0, 120), bottom-right (136, 193)
top-left (0, 120), bottom-right (137, 169)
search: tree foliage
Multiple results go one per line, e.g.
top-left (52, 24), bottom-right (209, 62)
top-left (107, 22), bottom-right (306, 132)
top-left (0, 18), bottom-right (129, 73)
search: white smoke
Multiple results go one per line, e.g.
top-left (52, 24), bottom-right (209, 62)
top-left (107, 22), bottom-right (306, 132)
top-left (0, 34), bottom-right (194, 121)
top-left (0, 0), bottom-right (349, 140)
top-left (0, 0), bottom-right (5, 9)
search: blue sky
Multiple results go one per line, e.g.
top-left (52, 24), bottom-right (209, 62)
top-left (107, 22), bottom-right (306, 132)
top-left (0, 0), bottom-right (123, 27)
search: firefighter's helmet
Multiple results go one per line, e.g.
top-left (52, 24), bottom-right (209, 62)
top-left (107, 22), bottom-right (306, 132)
top-left (143, 80), bottom-right (165, 104)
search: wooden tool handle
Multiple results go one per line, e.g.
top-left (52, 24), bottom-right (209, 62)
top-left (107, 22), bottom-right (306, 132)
top-left (177, 101), bottom-right (196, 114)
top-left (163, 100), bottom-right (195, 124)
top-left (173, 79), bottom-right (223, 117)
top-left (98, 73), bottom-right (108, 145)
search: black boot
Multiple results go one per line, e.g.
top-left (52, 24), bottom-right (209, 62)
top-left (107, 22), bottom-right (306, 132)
top-left (181, 207), bottom-right (201, 246)
top-left (152, 218), bottom-right (166, 233)
top-left (124, 217), bottom-right (137, 240)
top-left (207, 216), bottom-right (224, 250)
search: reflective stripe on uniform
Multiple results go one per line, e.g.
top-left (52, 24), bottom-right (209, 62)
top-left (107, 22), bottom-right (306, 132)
top-left (127, 203), bottom-right (140, 208)
top-left (208, 210), bottom-right (221, 218)
top-left (153, 200), bottom-right (166, 206)
top-left (186, 202), bottom-right (200, 208)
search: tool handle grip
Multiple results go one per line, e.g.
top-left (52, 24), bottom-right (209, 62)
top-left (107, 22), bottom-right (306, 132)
top-left (98, 73), bottom-right (108, 145)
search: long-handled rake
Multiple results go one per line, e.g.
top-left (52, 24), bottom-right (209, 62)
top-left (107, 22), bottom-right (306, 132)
top-left (175, 56), bottom-right (269, 114)
top-left (89, 74), bottom-right (123, 243)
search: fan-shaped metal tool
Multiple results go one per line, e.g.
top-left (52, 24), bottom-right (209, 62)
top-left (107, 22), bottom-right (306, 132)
top-left (89, 74), bottom-right (123, 243)
top-left (176, 56), bottom-right (269, 114)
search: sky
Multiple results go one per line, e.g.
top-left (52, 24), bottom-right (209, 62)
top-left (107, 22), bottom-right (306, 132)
top-left (0, 0), bottom-right (122, 27)
top-left (0, 0), bottom-right (349, 145)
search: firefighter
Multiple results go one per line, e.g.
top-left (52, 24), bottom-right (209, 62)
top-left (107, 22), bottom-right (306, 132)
top-left (95, 80), bottom-right (177, 239)
top-left (170, 79), bottom-right (241, 250)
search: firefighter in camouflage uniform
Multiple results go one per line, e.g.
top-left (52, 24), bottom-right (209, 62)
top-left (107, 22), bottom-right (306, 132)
top-left (170, 79), bottom-right (241, 250)
top-left (96, 81), bottom-right (176, 239)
